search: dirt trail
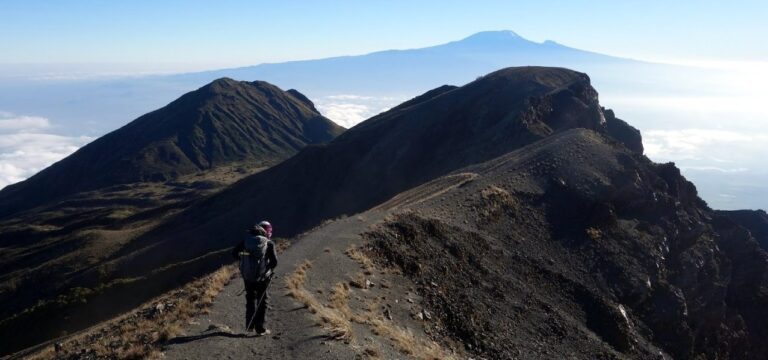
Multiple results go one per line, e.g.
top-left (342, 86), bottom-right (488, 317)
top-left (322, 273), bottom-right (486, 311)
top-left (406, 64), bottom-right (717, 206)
top-left (162, 210), bottom-right (456, 359)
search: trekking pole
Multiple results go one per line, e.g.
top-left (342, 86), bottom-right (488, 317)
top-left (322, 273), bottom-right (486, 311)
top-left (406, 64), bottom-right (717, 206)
top-left (246, 274), bottom-right (274, 333)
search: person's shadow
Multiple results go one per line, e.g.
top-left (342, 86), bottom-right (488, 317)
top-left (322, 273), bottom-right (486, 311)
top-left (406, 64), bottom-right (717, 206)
top-left (165, 331), bottom-right (258, 345)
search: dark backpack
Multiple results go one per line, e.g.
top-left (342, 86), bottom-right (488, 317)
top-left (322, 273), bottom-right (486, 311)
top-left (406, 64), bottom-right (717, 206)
top-left (238, 235), bottom-right (271, 282)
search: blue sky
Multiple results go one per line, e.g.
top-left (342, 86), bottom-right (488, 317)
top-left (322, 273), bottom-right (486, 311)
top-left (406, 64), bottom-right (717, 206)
top-left (1, 0), bottom-right (766, 71)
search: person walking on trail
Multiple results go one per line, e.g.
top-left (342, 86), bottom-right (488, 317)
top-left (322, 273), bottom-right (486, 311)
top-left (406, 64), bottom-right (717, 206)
top-left (232, 220), bottom-right (277, 335)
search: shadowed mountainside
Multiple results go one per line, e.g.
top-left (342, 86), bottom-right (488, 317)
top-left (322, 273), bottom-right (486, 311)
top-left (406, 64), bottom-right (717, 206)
top-left (2, 67), bottom-right (639, 355)
top-left (111, 67), bottom-right (644, 278)
top-left (367, 128), bottom-right (768, 359)
top-left (718, 209), bottom-right (768, 251)
top-left (0, 79), bottom-right (343, 355)
top-left (0, 78), bottom-right (344, 219)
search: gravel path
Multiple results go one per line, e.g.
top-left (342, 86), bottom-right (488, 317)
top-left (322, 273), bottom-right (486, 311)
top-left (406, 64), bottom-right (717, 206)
top-left (162, 211), bottom-right (408, 359)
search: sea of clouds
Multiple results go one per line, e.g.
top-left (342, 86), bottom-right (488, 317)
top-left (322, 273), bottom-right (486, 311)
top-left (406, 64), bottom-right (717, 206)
top-left (0, 111), bottom-right (92, 188)
top-left (314, 94), bottom-right (404, 129)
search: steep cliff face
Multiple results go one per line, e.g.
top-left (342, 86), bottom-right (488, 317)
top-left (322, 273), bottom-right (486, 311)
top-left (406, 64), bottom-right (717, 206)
top-left (717, 210), bottom-right (768, 251)
top-left (604, 108), bottom-right (644, 154)
top-left (366, 129), bottom-right (768, 359)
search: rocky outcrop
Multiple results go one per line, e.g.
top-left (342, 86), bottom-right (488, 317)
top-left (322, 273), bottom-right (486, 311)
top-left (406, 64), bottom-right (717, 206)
top-left (717, 210), bottom-right (768, 251)
top-left (366, 129), bottom-right (768, 359)
top-left (604, 108), bottom-right (644, 154)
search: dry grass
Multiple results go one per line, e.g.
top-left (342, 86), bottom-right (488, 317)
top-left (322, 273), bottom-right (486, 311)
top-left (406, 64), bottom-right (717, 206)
top-left (481, 185), bottom-right (511, 199)
top-left (344, 246), bottom-right (454, 358)
top-left (158, 323), bottom-right (183, 342)
top-left (269, 247), bottom-right (456, 359)
top-left (25, 347), bottom-right (55, 360)
top-left (28, 265), bottom-right (236, 359)
top-left (284, 260), bottom-right (451, 359)
top-left (345, 247), bottom-right (455, 360)
top-left (328, 280), bottom-right (372, 326)
top-left (364, 314), bottom-right (453, 360)
top-left (285, 260), bottom-right (313, 295)
top-left (349, 273), bottom-right (370, 289)
top-left (285, 261), bottom-right (354, 341)
top-left (586, 227), bottom-right (602, 240)
top-left (274, 238), bottom-right (292, 254)
top-left (346, 245), bottom-right (375, 274)
top-left (341, 278), bottom-right (454, 360)
top-left (325, 278), bottom-right (453, 360)
top-left (116, 344), bottom-right (159, 360)
top-left (479, 185), bottom-right (518, 222)
top-left (329, 282), bottom-right (351, 311)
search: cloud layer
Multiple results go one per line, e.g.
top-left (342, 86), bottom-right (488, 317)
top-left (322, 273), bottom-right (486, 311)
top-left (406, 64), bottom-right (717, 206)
top-left (315, 94), bottom-right (403, 128)
top-left (644, 129), bottom-right (768, 167)
top-left (0, 115), bottom-right (50, 131)
top-left (0, 112), bottom-right (92, 189)
top-left (643, 128), bottom-right (768, 210)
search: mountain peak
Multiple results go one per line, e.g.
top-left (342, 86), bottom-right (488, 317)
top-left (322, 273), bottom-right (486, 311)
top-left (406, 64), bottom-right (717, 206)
top-left (205, 77), bottom-right (240, 91)
top-left (0, 78), bottom-right (344, 218)
top-left (477, 66), bottom-right (590, 87)
top-left (203, 78), bottom-right (279, 96)
top-left (460, 30), bottom-right (525, 43)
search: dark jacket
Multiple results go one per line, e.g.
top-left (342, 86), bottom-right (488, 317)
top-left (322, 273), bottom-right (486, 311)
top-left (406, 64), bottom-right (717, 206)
top-left (232, 237), bottom-right (278, 274)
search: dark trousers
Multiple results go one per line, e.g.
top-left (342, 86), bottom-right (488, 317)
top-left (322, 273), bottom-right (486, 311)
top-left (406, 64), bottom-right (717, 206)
top-left (245, 279), bottom-right (270, 331)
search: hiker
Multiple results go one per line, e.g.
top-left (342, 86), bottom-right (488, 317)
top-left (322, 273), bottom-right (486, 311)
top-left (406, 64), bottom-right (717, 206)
top-left (232, 221), bottom-right (278, 335)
